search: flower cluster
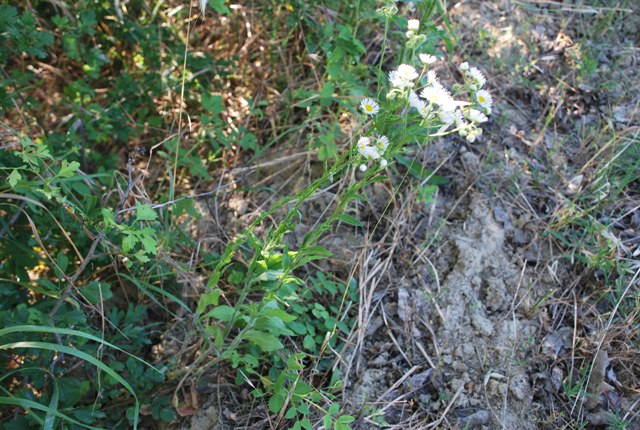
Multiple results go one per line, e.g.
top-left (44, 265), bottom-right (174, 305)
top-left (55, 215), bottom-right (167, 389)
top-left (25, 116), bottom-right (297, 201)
top-left (353, 17), bottom-right (494, 170)
top-left (375, 3), bottom-right (397, 18)
top-left (356, 135), bottom-right (390, 171)
top-left (405, 18), bottom-right (426, 47)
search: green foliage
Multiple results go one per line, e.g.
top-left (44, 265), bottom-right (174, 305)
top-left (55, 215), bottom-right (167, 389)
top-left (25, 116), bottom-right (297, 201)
top-left (0, 0), bottom-right (472, 428)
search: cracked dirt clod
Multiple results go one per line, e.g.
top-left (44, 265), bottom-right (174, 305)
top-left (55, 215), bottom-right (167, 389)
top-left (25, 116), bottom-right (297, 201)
top-left (347, 198), bottom-right (547, 428)
top-left (435, 200), bottom-right (540, 429)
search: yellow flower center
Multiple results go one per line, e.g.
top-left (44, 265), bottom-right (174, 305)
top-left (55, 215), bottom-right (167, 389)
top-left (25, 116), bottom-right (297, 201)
top-left (478, 95), bottom-right (486, 103)
top-left (366, 104), bottom-right (373, 112)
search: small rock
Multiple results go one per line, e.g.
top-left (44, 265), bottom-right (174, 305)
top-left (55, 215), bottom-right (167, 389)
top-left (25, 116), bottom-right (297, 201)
top-left (453, 361), bottom-right (469, 373)
top-left (550, 366), bottom-right (565, 392)
top-left (509, 373), bottom-right (530, 400)
top-left (472, 310), bottom-right (494, 336)
top-left (540, 327), bottom-right (573, 358)
top-left (409, 369), bottom-right (433, 389)
top-left (513, 228), bottom-right (528, 245)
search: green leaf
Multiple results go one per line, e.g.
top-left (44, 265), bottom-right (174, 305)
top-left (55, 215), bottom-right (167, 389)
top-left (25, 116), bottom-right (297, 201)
top-left (101, 208), bottom-right (115, 227)
top-left (139, 234), bottom-right (158, 255)
top-left (196, 288), bottom-right (222, 314)
top-left (241, 330), bottom-right (284, 352)
top-left (303, 335), bottom-right (315, 351)
top-left (303, 245), bottom-right (333, 257)
top-left (7, 169), bottom-right (21, 187)
top-left (293, 382), bottom-right (313, 396)
top-left (320, 82), bottom-right (334, 107)
top-left (82, 281), bottom-right (113, 305)
top-left (0, 397), bottom-right (101, 430)
top-left (337, 415), bottom-right (355, 423)
top-left (135, 203), bottom-right (157, 221)
top-left (284, 407), bottom-right (297, 420)
top-left (323, 414), bottom-right (333, 429)
top-left (335, 213), bottom-right (363, 227)
top-left (0, 342), bottom-right (140, 429)
top-left (201, 94), bottom-right (224, 113)
top-left (262, 306), bottom-right (296, 323)
top-left (268, 392), bottom-right (285, 413)
top-left (206, 305), bottom-right (235, 322)
top-left (0, 325), bottom-right (163, 374)
top-left (122, 233), bottom-right (138, 253)
top-left (58, 160), bottom-right (80, 178)
top-left (256, 269), bottom-right (283, 282)
top-left (43, 377), bottom-right (59, 430)
top-left (208, 0), bottom-right (231, 14)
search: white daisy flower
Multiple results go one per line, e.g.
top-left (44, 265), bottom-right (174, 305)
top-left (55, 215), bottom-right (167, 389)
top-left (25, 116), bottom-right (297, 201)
top-left (374, 135), bottom-right (390, 153)
top-left (468, 66), bottom-right (486, 88)
top-left (426, 70), bottom-right (438, 86)
top-left (416, 101), bottom-right (433, 119)
top-left (389, 64), bottom-right (419, 89)
top-left (439, 110), bottom-right (456, 125)
top-left (420, 86), bottom-right (457, 112)
top-left (419, 53), bottom-right (437, 65)
top-left (360, 98), bottom-right (380, 116)
top-left (357, 136), bottom-right (381, 160)
top-left (357, 136), bottom-right (371, 151)
top-left (454, 110), bottom-right (467, 128)
top-left (475, 89), bottom-right (493, 110)
top-left (465, 108), bottom-right (488, 123)
top-left (407, 19), bottom-right (420, 31)
top-left (437, 110), bottom-right (456, 133)
top-left (408, 90), bottom-right (422, 109)
top-left (361, 145), bottom-right (381, 160)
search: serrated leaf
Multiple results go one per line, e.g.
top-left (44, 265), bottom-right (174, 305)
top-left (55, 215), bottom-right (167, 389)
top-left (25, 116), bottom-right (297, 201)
top-left (7, 169), bottom-right (21, 187)
top-left (135, 203), bottom-right (157, 221)
top-left (335, 213), bottom-right (362, 227)
top-left (139, 234), bottom-right (158, 255)
top-left (83, 281), bottom-right (113, 304)
top-left (58, 160), bottom-right (80, 178)
top-left (133, 251), bottom-right (150, 263)
top-left (122, 233), bottom-right (138, 252)
top-left (102, 208), bottom-right (115, 226)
